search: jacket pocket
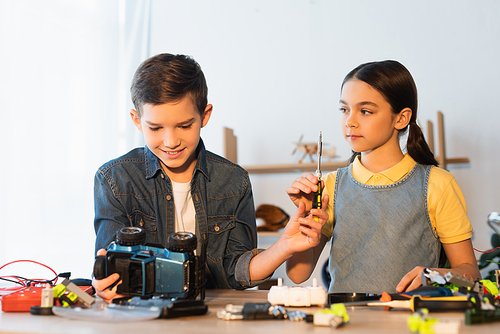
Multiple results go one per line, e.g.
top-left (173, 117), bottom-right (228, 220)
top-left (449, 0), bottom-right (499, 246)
top-left (129, 210), bottom-right (157, 244)
top-left (206, 217), bottom-right (235, 262)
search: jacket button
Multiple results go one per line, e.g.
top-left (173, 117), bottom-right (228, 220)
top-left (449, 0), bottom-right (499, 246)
top-left (214, 224), bottom-right (220, 232)
top-left (166, 195), bottom-right (172, 200)
top-left (139, 219), bottom-right (144, 227)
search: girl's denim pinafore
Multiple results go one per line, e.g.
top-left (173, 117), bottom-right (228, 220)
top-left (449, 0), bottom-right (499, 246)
top-left (328, 163), bottom-right (441, 294)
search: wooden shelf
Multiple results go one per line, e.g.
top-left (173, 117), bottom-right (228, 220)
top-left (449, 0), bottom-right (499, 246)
top-left (427, 111), bottom-right (470, 170)
top-left (224, 112), bottom-right (469, 175)
top-left (242, 161), bottom-right (348, 174)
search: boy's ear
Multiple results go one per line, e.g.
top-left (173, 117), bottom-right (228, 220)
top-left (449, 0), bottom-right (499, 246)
top-left (201, 104), bottom-right (213, 128)
top-left (395, 107), bottom-right (412, 130)
top-left (130, 109), bottom-right (143, 132)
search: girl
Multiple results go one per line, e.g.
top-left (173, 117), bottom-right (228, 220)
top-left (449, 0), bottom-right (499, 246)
top-left (286, 60), bottom-right (480, 294)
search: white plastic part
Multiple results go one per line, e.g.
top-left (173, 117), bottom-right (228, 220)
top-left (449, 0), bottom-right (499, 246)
top-left (488, 212), bottom-right (500, 235)
top-left (432, 318), bottom-right (462, 334)
top-left (489, 212), bottom-right (500, 221)
top-left (268, 277), bottom-right (289, 306)
top-left (41, 284), bottom-right (54, 308)
top-left (313, 312), bottom-right (334, 326)
top-left (288, 286), bottom-right (311, 307)
top-left (308, 278), bottom-right (327, 306)
top-left (267, 278), bottom-right (327, 307)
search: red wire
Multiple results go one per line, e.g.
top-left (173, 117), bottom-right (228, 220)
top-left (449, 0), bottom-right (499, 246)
top-left (0, 260), bottom-right (57, 277)
top-left (473, 246), bottom-right (500, 254)
top-left (0, 260), bottom-right (58, 292)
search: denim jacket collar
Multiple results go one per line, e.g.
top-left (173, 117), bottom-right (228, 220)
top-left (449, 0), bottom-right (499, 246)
top-left (143, 139), bottom-right (210, 182)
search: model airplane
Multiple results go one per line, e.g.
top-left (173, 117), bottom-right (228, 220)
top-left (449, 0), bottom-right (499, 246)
top-left (292, 135), bottom-right (318, 163)
top-left (293, 135), bottom-right (338, 163)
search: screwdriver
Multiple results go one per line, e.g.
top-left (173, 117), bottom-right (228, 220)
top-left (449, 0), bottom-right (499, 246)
top-left (342, 295), bottom-right (472, 312)
top-left (312, 131), bottom-right (323, 222)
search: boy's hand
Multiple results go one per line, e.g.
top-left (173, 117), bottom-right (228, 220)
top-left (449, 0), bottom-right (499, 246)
top-left (286, 172), bottom-right (322, 212)
top-left (282, 194), bottom-right (329, 255)
top-left (92, 248), bottom-right (126, 303)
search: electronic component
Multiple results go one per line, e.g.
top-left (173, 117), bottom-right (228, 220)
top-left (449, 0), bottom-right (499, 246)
top-left (307, 304), bottom-right (350, 328)
top-left (421, 268), bottom-right (474, 288)
top-left (112, 296), bottom-right (207, 318)
top-left (465, 308), bottom-right (500, 325)
top-left (216, 303), bottom-right (287, 320)
top-left (29, 284), bottom-right (56, 316)
top-left (54, 279), bottom-right (95, 308)
top-left (443, 272), bottom-right (475, 288)
top-left (408, 308), bottom-right (462, 333)
top-left (2, 280), bottom-right (93, 313)
top-left (2, 286), bottom-right (46, 312)
top-left (41, 284), bottom-right (54, 307)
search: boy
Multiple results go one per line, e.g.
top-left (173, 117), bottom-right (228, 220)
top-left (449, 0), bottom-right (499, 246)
top-left (92, 53), bottom-right (329, 302)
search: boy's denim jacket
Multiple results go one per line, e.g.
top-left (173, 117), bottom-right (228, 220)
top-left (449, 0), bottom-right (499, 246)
top-left (94, 139), bottom-right (267, 289)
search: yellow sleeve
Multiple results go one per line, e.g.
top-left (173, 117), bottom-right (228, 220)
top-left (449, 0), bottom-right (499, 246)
top-left (428, 167), bottom-right (473, 244)
top-left (321, 171), bottom-right (337, 240)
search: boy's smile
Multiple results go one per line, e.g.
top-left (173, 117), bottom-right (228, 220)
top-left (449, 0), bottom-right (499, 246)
top-left (131, 96), bottom-right (212, 183)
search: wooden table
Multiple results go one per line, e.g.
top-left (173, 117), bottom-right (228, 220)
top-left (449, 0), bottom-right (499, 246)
top-left (1, 289), bottom-right (498, 333)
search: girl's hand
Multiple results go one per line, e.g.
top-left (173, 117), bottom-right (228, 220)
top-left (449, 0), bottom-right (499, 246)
top-left (92, 249), bottom-right (127, 303)
top-left (396, 240), bottom-right (481, 293)
top-left (395, 266), bottom-right (425, 293)
top-left (286, 172), bottom-right (322, 212)
top-left (281, 194), bottom-right (329, 255)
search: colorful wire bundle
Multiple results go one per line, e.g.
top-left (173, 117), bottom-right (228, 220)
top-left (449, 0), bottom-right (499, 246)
top-left (0, 260), bottom-right (60, 295)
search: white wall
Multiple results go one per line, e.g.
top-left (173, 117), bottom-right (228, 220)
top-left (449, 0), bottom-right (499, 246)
top-left (0, 0), bottom-right (148, 284)
top-left (1, 0), bottom-right (498, 288)
top-left (149, 0), bottom-right (500, 281)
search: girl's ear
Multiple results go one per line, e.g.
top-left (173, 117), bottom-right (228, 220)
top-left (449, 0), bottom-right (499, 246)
top-left (395, 107), bottom-right (412, 130)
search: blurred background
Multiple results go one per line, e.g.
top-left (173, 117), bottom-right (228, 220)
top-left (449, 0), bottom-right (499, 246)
top-left (0, 0), bottom-right (499, 287)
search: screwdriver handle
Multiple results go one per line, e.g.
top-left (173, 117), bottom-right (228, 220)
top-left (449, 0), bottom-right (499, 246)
top-left (312, 177), bottom-right (323, 222)
top-left (411, 296), bottom-right (474, 312)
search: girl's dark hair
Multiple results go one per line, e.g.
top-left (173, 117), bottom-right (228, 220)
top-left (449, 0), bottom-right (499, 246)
top-left (343, 60), bottom-right (438, 167)
top-left (131, 53), bottom-right (208, 116)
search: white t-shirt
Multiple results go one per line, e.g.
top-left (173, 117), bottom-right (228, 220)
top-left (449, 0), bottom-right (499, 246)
top-left (171, 180), bottom-right (196, 233)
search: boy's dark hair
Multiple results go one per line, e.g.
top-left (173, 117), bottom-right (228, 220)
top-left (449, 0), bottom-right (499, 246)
top-left (342, 60), bottom-right (438, 167)
top-left (131, 53), bottom-right (208, 116)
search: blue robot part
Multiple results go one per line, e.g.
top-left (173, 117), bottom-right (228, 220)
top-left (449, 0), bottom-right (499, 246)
top-left (103, 242), bottom-right (191, 298)
top-left (94, 228), bottom-right (204, 300)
